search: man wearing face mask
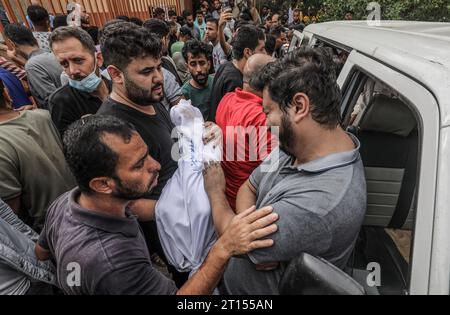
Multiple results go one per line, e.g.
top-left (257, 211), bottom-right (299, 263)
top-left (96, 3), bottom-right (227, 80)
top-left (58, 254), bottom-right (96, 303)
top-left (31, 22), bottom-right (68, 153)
top-left (48, 27), bottom-right (110, 137)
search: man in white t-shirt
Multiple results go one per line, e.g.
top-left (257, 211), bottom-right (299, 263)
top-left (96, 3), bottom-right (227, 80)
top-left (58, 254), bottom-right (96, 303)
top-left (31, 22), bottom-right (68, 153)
top-left (205, 14), bottom-right (232, 72)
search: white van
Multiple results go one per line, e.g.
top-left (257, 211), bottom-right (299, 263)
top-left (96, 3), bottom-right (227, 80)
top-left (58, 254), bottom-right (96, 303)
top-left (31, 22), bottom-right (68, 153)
top-left (282, 21), bottom-right (450, 295)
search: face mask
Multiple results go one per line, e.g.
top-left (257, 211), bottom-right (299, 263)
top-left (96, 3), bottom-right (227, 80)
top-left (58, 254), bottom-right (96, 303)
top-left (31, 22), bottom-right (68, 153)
top-left (68, 56), bottom-right (102, 93)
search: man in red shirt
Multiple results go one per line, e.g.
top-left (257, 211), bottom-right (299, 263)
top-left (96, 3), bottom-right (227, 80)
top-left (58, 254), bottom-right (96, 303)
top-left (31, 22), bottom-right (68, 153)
top-left (216, 54), bottom-right (276, 210)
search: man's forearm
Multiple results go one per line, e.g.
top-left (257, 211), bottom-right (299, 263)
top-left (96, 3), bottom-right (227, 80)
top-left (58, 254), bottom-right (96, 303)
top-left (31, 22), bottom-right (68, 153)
top-left (218, 25), bottom-right (232, 56)
top-left (208, 190), bottom-right (235, 236)
top-left (177, 240), bottom-right (230, 295)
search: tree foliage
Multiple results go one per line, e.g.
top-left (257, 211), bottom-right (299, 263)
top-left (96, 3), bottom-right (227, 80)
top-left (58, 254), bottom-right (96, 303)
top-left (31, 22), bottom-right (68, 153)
top-left (256, 0), bottom-right (450, 22)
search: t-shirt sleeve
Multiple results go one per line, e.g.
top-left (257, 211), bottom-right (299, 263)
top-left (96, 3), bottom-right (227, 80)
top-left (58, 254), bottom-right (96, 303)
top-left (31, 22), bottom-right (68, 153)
top-left (0, 147), bottom-right (21, 200)
top-left (164, 70), bottom-right (183, 104)
top-left (181, 82), bottom-right (190, 100)
top-left (96, 263), bottom-right (178, 295)
top-left (247, 200), bottom-right (332, 265)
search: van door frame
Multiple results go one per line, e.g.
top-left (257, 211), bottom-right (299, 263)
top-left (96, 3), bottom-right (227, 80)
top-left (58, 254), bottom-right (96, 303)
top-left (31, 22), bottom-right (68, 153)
top-left (337, 50), bottom-right (440, 295)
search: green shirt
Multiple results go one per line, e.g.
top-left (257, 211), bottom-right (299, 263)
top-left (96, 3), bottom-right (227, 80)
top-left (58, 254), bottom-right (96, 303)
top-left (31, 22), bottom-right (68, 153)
top-left (0, 110), bottom-right (75, 230)
top-left (182, 76), bottom-right (214, 120)
top-left (171, 41), bottom-right (185, 57)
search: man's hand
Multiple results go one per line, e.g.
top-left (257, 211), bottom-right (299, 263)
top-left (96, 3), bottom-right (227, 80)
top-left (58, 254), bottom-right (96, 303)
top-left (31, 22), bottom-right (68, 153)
top-left (177, 205), bottom-right (278, 295)
top-left (15, 104), bottom-right (37, 111)
top-left (35, 243), bottom-right (51, 261)
top-left (219, 205), bottom-right (278, 257)
top-left (219, 11), bottom-right (233, 29)
top-left (203, 121), bottom-right (222, 148)
top-left (203, 162), bottom-right (226, 196)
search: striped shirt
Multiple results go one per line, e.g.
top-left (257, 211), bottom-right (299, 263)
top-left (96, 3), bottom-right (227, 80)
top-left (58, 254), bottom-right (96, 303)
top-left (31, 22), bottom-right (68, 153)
top-left (0, 57), bottom-right (27, 81)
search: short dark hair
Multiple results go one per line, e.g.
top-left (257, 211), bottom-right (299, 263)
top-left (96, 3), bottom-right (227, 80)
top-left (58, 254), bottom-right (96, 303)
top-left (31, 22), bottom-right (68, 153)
top-left (268, 47), bottom-right (342, 128)
top-left (4, 23), bottom-right (38, 47)
top-left (234, 20), bottom-right (250, 31)
top-left (168, 10), bottom-right (177, 18)
top-left (116, 15), bottom-right (130, 22)
top-left (130, 17), bottom-right (143, 26)
top-left (205, 17), bottom-right (218, 27)
top-left (264, 34), bottom-right (276, 56)
top-left (63, 115), bottom-right (137, 194)
top-left (182, 10), bottom-right (192, 19)
top-left (99, 20), bottom-right (130, 50)
top-left (179, 26), bottom-right (193, 38)
top-left (291, 23), bottom-right (305, 32)
top-left (143, 19), bottom-right (170, 38)
top-left (196, 10), bottom-right (204, 16)
top-left (177, 16), bottom-right (186, 25)
top-left (27, 5), bottom-right (49, 26)
top-left (154, 7), bottom-right (165, 17)
top-left (269, 25), bottom-right (285, 37)
top-left (231, 25), bottom-right (265, 60)
top-left (53, 15), bottom-right (68, 29)
top-left (102, 23), bottom-right (162, 70)
top-left (182, 39), bottom-right (210, 62)
top-left (50, 26), bottom-right (96, 54)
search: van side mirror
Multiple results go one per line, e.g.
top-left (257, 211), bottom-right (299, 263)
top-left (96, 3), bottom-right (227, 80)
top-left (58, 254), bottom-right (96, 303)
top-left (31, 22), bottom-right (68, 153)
top-left (279, 253), bottom-right (366, 295)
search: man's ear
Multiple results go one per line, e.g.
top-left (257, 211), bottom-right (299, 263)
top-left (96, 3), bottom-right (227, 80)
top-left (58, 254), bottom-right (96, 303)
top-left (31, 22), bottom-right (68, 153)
top-left (291, 92), bottom-right (310, 123)
top-left (89, 177), bottom-right (114, 195)
top-left (96, 52), bottom-right (104, 69)
top-left (243, 47), bottom-right (253, 60)
top-left (107, 65), bottom-right (124, 85)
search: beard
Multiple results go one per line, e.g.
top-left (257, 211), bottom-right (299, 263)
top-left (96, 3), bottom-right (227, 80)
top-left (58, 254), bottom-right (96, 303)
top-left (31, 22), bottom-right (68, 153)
top-left (279, 113), bottom-right (296, 153)
top-left (112, 175), bottom-right (156, 201)
top-left (124, 72), bottom-right (164, 106)
top-left (192, 72), bottom-right (208, 86)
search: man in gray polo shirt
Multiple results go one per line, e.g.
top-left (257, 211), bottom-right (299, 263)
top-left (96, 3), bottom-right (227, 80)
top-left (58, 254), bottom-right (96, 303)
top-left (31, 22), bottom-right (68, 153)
top-left (203, 47), bottom-right (367, 294)
top-left (35, 115), bottom-right (278, 295)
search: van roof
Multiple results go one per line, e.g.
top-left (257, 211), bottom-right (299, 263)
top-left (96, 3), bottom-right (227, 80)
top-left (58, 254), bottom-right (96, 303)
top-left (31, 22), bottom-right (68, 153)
top-left (305, 21), bottom-right (450, 126)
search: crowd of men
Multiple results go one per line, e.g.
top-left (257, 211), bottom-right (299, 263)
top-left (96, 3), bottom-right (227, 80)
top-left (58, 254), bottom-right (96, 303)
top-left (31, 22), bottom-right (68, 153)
top-left (0, 1), bottom-right (366, 295)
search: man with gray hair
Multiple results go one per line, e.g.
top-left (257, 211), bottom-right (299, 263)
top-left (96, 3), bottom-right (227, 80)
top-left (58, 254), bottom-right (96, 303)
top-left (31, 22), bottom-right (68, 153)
top-left (215, 54), bottom-right (276, 210)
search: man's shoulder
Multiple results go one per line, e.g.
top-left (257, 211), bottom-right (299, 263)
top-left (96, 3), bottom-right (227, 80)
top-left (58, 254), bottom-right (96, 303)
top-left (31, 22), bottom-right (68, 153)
top-left (182, 80), bottom-right (192, 93)
top-left (45, 190), bottom-right (72, 223)
top-left (27, 51), bottom-right (56, 65)
top-left (23, 108), bottom-right (53, 122)
top-left (97, 98), bottom-right (122, 115)
top-left (49, 84), bottom-right (73, 101)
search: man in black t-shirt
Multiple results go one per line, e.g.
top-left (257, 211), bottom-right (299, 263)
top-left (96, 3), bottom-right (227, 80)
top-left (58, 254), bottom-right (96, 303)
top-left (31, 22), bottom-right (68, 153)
top-left (208, 25), bottom-right (266, 122)
top-left (49, 27), bottom-right (111, 137)
top-left (97, 23), bottom-right (220, 286)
